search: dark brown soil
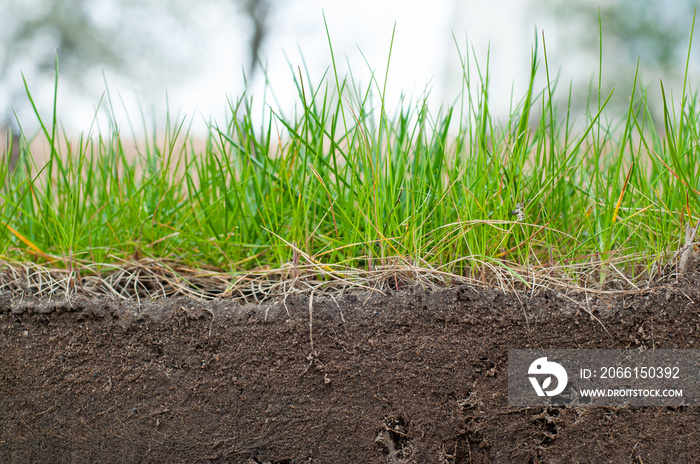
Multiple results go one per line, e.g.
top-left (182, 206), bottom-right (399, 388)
top-left (1, 276), bottom-right (699, 463)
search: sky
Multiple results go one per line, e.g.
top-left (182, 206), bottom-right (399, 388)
top-left (1, 0), bottom-right (696, 137)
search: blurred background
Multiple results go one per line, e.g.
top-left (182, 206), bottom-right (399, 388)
top-left (1, 0), bottom-right (699, 144)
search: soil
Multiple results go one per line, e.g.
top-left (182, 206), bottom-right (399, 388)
top-left (1, 275), bottom-right (699, 463)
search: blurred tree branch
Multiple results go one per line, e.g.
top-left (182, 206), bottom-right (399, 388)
top-left (246, 0), bottom-right (268, 75)
top-left (235, 0), bottom-right (272, 78)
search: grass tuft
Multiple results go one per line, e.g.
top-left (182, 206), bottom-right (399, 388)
top-left (1, 26), bottom-right (700, 301)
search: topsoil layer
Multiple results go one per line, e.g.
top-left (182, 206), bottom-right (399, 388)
top-left (1, 275), bottom-right (699, 463)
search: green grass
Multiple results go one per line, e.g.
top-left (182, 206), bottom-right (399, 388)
top-left (1, 24), bottom-right (700, 299)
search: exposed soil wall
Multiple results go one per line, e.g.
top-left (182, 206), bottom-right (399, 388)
top-left (1, 278), bottom-right (699, 463)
